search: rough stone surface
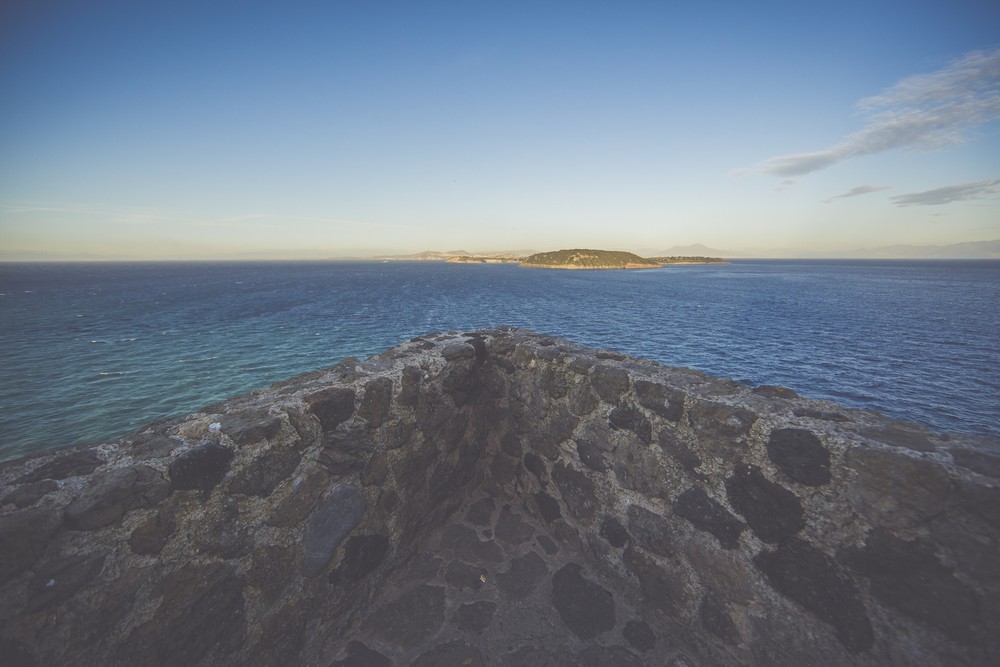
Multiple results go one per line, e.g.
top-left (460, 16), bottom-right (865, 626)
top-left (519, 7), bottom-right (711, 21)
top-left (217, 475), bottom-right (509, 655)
top-left (0, 328), bottom-right (995, 667)
top-left (726, 464), bottom-right (803, 544)
top-left (766, 428), bottom-right (831, 486)
top-left (301, 484), bottom-right (366, 577)
top-left (673, 487), bottom-right (745, 549)
top-left (551, 563), bottom-right (616, 639)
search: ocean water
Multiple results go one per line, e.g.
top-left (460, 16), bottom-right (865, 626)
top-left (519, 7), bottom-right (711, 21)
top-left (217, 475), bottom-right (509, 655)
top-left (1, 259), bottom-right (997, 462)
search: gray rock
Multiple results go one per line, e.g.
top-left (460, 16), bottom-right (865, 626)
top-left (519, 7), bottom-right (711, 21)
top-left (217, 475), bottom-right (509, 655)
top-left (301, 484), bottom-right (366, 577)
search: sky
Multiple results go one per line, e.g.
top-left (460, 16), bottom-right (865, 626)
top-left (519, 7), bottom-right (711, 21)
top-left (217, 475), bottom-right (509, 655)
top-left (1, 0), bottom-right (999, 259)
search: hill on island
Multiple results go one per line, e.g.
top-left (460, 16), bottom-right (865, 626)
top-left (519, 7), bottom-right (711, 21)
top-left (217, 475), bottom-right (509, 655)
top-left (521, 249), bottom-right (661, 269)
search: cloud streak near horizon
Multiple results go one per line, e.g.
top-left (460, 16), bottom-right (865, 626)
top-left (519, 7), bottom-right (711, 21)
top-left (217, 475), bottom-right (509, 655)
top-left (754, 48), bottom-right (1000, 177)
top-left (890, 178), bottom-right (1000, 207)
top-left (824, 184), bottom-right (891, 203)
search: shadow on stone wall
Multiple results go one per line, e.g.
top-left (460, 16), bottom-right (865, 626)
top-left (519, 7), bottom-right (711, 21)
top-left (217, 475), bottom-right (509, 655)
top-left (1, 328), bottom-right (998, 666)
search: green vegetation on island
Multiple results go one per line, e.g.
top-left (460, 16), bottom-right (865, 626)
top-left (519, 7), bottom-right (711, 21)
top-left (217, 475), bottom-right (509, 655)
top-left (521, 249), bottom-right (661, 269)
top-left (521, 249), bottom-right (727, 269)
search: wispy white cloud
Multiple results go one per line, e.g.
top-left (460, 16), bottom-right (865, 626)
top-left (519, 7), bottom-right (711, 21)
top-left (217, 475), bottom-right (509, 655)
top-left (823, 184), bottom-right (892, 203)
top-left (752, 47), bottom-right (1000, 177)
top-left (890, 178), bottom-right (1000, 207)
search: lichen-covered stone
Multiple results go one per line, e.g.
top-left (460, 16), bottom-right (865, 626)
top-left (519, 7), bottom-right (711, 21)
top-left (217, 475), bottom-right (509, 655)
top-left (672, 487), bottom-right (744, 549)
top-left (551, 563), bottom-right (616, 639)
top-left (726, 464), bottom-right (803, 544)
top-left (767, 427), bottom-right (831, 486)
top-left (301, 484), bottom-right (366, 577)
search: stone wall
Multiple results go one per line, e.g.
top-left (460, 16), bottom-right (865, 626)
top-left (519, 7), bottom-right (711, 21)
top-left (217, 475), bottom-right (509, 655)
top-left (1, 328), bottom-right (997, 666)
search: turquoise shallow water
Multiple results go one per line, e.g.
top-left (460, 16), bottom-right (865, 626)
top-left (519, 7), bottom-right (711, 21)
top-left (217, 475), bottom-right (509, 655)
top-left (1, 259), bottom-right (998, 461)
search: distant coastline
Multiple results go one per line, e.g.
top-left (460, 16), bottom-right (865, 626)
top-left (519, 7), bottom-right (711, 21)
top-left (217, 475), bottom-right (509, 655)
top-left (373, 248), bottom-right (728, 269)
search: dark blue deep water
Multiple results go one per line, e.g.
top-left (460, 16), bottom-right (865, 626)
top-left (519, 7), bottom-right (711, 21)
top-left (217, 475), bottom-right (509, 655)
top-left (1, 260), bottom-right (998, 461)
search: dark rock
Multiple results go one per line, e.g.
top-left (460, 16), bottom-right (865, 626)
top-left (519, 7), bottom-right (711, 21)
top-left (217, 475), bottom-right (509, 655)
top-left (523, 452), bottom-right (547, 480)
top-left (129, 507), bottom-right (176, 554)
top-left (500, 646), bottom-right (561, 667)
top-left (0, 507), bottom-right (63, 583)
top-left (1, 480), bottom-right (57, 508)
top-left (627, 504), bottom-right (674, 556)
top-left (130, 433), bottom-right (182, 459)
top-left (551, 562), bottom-right (616, 639)
top-left (857, 421), bottom-right (936, 452)
top-left (608, 404), bottom-right (653, 444)
top-left (753, 385), bottom-right (799, 399)
top-left (361, 584), bottom-right (446, 648)
top-left (726, 464), bottom-right (803, 544)
top-left (358, 377), bottom-right (393, 428)
top-left (330, 641), bottom-right (391, 667)
top-left (169, 443), bottom-right (233, 496)
top-left (623, 619), bottom-right (656, 652)
top-left (500, 432), bottom-right (522, 457)
top-left (66, 465), bottom-right (170, 530)
top-left (635, 380), bottom-right (684, 421)
top-left (596, 350), bottom-right (626, 360)
top-left (126, 562), bottom-right (246, 665)
top-left (841, 529), bottom-right (980, 643)
top-left (537, 534), bottom-right (559, 554)
top-left (755, 539), bottom-right (873, 653)
top-left (534, 491), bottom-right (562, 523)
top-left (398, 365), bottom-right (424, 406)
top-left (672, 487), bottom-right (745, 549)
top-left (658, 429), bottom-right (704, 478)
top-left (249, 600), bottom-right (309, 666)
top-left (229, 446), bottom-right (301, 497)
top-left (623, 547), bottom-right (681, 613)
top-left (699, 593), bottom-right (739, 642)
top-left (28, 552), bottom-right (106, 612)
top-left (411, 640), bottom-right (485, 667)
top-left (552, 462), bottom-right (598, 521)
top-left (497, 552), bottom-right (548, 600)
top-left (454, 600), bottom-right (496, 632)
top-left (197, 497), bottom-right (253, 560)
top-left (331, 534), bottom-right (390, 583)
top-left (19, 448), bottom-right (104, 483)
top-left (465, 497), bottom-right (495, 525)
top-left (444, 559), bottom-right (487, 590)
top-left (537, 407), bottom-right (579, 459)
top-left (0, 639), bottom-right (38, 667)
top-left (495, 507), bottom-right (535, 545)
top-left (360, 452), bottom-right (390, 486)
top-left (317, 449), bottom-right (364, 477)
top-left (578, 644), bottom-right (644, 667)
top-left (600, 516), bottom-right (629, 548)
top-left (591, 364), bottom-right (630, 402)
top-left (794, 407), bottom-right (849, 422)
top-left (612, 439), bottom-right (674, 502)
top-left (219, 409), bottom-right (282, 445)
top-left (576, 438), bottom-right (608, 471)
top-left (304, 387), bottom-right (356, 431)
top-left (301, 485), bottom-right (366, 577)
top-left (766, 428), bottom-right (831, 486)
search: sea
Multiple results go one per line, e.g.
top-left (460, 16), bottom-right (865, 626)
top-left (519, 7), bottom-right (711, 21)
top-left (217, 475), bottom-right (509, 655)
top-left (1, 259), bottom-right (998, 462)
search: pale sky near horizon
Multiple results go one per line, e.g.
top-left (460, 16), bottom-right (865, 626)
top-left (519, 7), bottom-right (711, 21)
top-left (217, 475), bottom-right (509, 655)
top-left (1, 1), bottom-right (999, 259)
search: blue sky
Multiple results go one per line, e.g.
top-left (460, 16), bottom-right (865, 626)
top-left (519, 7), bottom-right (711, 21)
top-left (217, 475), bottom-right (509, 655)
top-left (1, 0), bottom-right (998, 259)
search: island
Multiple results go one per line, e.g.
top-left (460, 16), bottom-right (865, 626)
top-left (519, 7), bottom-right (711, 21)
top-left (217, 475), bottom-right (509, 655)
top-left (521, 249), bottom-right (727, 269)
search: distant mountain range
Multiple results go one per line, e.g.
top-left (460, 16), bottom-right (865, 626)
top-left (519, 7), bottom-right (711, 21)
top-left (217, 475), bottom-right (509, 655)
top-left (650, 240), bottom-right (1000, 259)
